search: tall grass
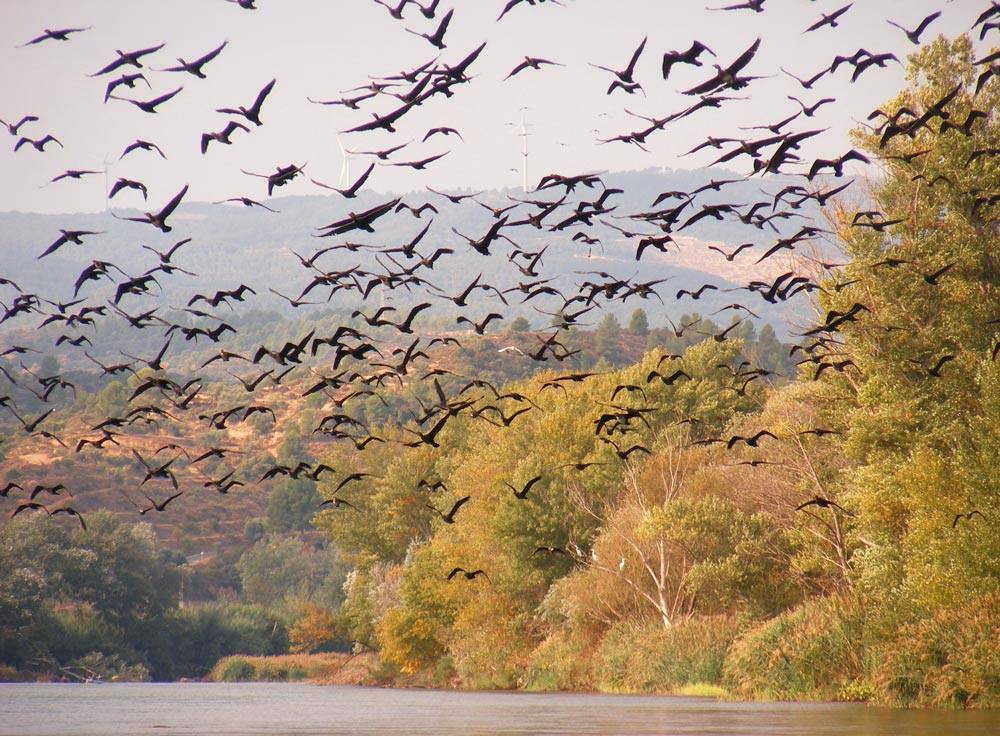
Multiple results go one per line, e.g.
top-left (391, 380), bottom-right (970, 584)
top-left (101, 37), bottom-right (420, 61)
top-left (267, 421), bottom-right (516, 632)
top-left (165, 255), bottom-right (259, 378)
top-left (596, 615), bottom-right (744, 694)
top-left (208, 653), bottom-right (357, 682)
top-left (872, 591), bottom-right (1000, 708)
top-left (723, 595), bottom-right (867, 701)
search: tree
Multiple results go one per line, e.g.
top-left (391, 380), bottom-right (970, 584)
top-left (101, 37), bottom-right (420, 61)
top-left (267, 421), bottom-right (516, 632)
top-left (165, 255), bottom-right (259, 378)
top-left (628, 308), bottom-right (650, 336)
top-left (508, 316), bottom-right (531, 333)
top-left (289, 604), bottom-right (342, 653)
top-left (244, 519), bottom-right (266, 543)
top-left (593, 313), bottom-right (622, 364)
top-left (819, 35), bottom-right (1000, 614)
top-left (265, 478), bottom-right (322, 533)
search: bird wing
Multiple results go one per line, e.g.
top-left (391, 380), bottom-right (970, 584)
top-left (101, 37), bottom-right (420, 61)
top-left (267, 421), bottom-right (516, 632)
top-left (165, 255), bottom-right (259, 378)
top-left (157, 184), bottom-right (189, 221)
top-left (250, 78), bottom-right (277, 114)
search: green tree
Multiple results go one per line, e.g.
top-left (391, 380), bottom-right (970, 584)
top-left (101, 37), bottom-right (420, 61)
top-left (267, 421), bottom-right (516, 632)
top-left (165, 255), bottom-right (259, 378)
top-left (628, 308), bottom-right (650, 336)
top-left (265, 478), bottom-right (322, 533)
top-left (593, 313), bottom-right (622, 364)
top-left (820, 35), bottom-right (1000, 616)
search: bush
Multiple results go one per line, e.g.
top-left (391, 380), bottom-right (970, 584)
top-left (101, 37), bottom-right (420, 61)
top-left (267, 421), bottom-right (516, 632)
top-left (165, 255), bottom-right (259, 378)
top-left (219, 657), bottom-right (255, 682)
top-left (872, 591), bottom-right (1000, 708)
top-left (523, 631), bottom-right (595, 691)
top-left (596, 615), bottom-right (744, 694)
top-left (724, 595), bottom-right (866, 701)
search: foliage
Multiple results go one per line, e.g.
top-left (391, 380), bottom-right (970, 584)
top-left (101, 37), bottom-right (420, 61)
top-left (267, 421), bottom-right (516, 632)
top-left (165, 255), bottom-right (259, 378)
top-left (236, 536), bottom-right (347, 612)
top-left (289, 604), bottom-right (343, 654)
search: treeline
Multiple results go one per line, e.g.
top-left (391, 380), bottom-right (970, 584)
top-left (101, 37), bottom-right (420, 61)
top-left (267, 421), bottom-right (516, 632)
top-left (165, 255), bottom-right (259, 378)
top-left (308, 37), bottom-right (1000, 708)
top-left (0, 511), bottom-right (351, 681)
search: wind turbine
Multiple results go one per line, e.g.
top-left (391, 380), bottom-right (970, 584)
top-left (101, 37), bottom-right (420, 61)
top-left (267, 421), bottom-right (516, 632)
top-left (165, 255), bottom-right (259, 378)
top-left (336, 134), bottom-right (352, 188)
top-left (103, 153), bottom-right (113, 212)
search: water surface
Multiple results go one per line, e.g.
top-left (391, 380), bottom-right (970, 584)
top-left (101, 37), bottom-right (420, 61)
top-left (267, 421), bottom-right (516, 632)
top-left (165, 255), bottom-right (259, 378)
top-left (2, 683), bottom-right (998, 736)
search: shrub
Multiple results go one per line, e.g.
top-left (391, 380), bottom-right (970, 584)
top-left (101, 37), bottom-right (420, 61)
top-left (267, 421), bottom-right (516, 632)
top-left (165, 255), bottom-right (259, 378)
top-left (218, 657), bottom-right (255, 682)
top-left (724, 595), bottom-right (866, 701)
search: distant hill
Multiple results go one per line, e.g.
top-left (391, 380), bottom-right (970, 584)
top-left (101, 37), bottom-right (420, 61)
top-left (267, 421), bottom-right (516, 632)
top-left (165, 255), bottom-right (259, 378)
top-left (0, 167), bottom-right (833, 359)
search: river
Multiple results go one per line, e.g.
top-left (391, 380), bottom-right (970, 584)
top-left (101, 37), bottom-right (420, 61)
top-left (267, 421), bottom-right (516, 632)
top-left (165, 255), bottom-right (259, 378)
top-left (2, 683), bottom-right (998, 735)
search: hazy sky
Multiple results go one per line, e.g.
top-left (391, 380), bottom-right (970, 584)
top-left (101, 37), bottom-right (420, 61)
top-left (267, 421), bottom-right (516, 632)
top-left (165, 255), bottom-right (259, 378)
top-left (0, 0), bottom-right (983, 214)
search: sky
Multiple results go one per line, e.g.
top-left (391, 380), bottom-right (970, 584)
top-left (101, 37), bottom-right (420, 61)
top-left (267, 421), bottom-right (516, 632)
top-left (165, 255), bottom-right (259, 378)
top-left (0, 0), bottom-right (986, 214)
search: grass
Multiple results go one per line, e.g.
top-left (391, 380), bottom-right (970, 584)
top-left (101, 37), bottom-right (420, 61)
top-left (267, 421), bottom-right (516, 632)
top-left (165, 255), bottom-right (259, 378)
top-left (674, 682), bottom-right (728, 698)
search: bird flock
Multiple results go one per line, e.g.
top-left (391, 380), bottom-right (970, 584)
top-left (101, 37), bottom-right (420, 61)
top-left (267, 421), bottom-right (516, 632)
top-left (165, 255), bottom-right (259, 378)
top-left (2, 1), bottom-right (999, 580)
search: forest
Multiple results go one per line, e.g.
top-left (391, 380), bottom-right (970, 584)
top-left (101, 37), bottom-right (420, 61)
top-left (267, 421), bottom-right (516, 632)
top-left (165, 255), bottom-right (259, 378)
top-left (3, 36), bottom-right (1000, 710)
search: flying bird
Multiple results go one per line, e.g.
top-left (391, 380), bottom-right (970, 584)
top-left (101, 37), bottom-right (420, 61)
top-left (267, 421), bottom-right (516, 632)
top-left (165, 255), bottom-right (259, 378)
top-left (113, 184), bottom-right (188, 231)
top-left (217, 78), bottom-right (276, 126)
top-left (887, 11), bottom-right (941, 44)
top-left (427, 495), bottom-right (470, 524)
top-left (157, 41), bottom-right (228, 78)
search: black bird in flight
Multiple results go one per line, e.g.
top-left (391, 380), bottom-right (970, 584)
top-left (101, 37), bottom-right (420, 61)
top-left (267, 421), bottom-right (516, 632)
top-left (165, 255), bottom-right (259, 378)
top-left (121, 139), bottom-right (166, 159)
top-left (111, 87), bottom-right (184, 114)
top-left (20, 27), bottom-right (91, 46)
top-left (91, 43), bottom-right (165, 76)
top-left (320, 497), bottom-right (358, 510)
top-left (661, 41), bottom-right (714, 79)
top-left (242, 163), bottom-right (305, 196)
top-left (428, 495), bottom-right (471, 524)
top-left (505, 475), bottom-right (542, 500)
top-left (683, 38), bottom-right (761, 95)
top-left (38, 229), bottom-right (103, 259)
top-left (447, 567), bottom-right (489, 582)
top-left (952, 510), bottom-right (985, 529)
top-left (590, 36), bottom-right (647, 94)
top-left (384, 151), bottom-right (450, 170)
top-left (909, 354), bottom-right (955, 378)
top-left (407, 9), bottom-right (454, 49)
top-left (216, 197), bottom-right (279, 213)
top-left (14, 134), bottom-right (62, 152)
top-left (138, 490), bottom-right (184, 515)
top-left (201, 120), bottom-right (250, 154)
top-left (104, 73), bottom-right (150, 103)
top-left (1, 115), bottom-right (38, 136)
top-left (311, 162), bottom-right (374, 198)
top-left (374, 0), bottom-right (409, 19)
top-left (805, 3), bottom-right (852, 33)
top-left (796, 495), bottom-right (854, 516)
top-left (109, 178), bottom-right (148, 201)
top-left (157, 41), bottom-right (228, 78)
top-left (498, 0), bottom-right (564, 22)
top-left (887, 11), bottom-right (941, 45)
top-left (505, 56), bottom-right (563, 80)
top-left (217, 78), bottom-right (276, 126)
top-left (114, 185), bottom-right (188, 232)
top-left (49, 506), bottom-right (87, 530)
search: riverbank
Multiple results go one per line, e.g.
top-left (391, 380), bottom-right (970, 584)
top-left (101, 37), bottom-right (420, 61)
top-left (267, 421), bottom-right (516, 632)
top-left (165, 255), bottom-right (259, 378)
top-left (206, 652), bottom-right (731, 698)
